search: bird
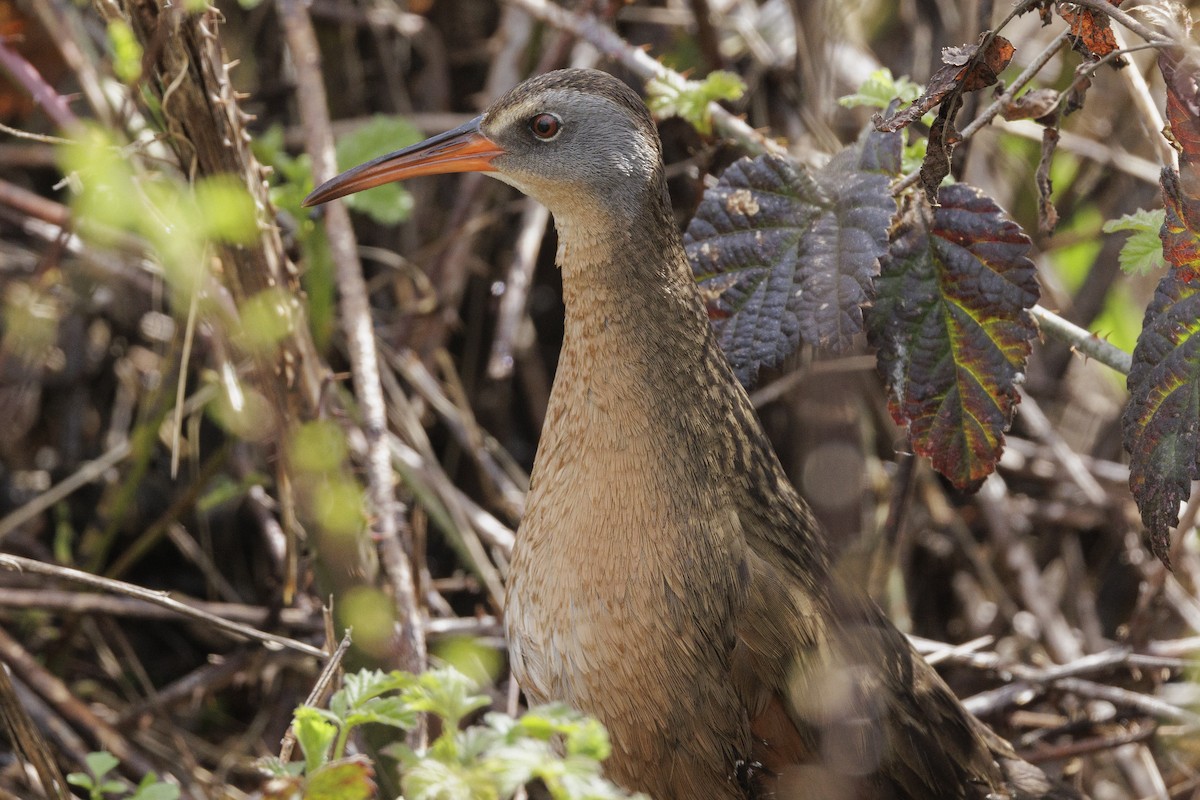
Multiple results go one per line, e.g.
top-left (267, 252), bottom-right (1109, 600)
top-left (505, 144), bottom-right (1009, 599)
top-left (304, 68), bottom-right (1078, 800)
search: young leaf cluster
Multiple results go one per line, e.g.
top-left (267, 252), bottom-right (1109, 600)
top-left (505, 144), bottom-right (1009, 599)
top-left (67, 752), bottom-right (179, 800)
top-left (265, 667), bottom-right (644, 800)
top-left (646, 70), bottom-right (746, 135)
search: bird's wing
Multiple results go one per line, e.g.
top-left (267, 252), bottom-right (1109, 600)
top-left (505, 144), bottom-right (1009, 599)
top-left (731, 478), bottom-right (1011, 799)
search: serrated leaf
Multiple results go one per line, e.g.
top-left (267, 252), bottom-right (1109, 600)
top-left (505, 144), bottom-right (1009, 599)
top-left (1122, 272), bottom-right (1200, 566)
top-left (685, 152), bottom-right (893, 385)
top-left (400, 758), bottom-right (497, 800)
top-left (875, 33), bottom-right (1014, 133)
top-left (334, 668), bottom-right (413, 717)
top-left (1122, 166), bottom-right (1200, 565)
top-left (335, 115), bottom-right (421, 225)
top-left (403, 667), bottom-right (489, 728)
top-left (304, 757), bottom-right (376, 800)
top-left (853, 112), bottom-right (904, 176)
top-left (131, 778), bottom-right (181, 800)
top-left (868, 184), bottom-right (1038, 490)
top-left (1160, 168), bottom-right (1200, 282)
top-left (1160, 35), bottom-right (1200, 165)
top-left (344, 695), bottom-right (420, 731)
top-left (510, 703), bottom-right (612, 760)
top-left (1103, 208), bottom-right (1167, 275)
top-left (293, 706), bottom-right (338, 773)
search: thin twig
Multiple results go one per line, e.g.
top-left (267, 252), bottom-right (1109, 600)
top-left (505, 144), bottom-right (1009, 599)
top-left (279, 629), bottom-right (353, 763)
top-left (488, 200), bottom-right (550, 380)
top-left (0, 555), bottom-right (327, 659)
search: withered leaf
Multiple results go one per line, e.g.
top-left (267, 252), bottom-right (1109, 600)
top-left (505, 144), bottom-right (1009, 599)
top-left (1059, 0), bottom-right (1124, 60)
top-left (1000, 88), bottom-right (1061, 121)
top-left (876, 33), bottom-right (1015, 133)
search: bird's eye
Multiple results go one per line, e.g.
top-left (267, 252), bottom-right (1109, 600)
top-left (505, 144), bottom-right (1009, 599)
top-left (529, 113), bottom-right (562, 140)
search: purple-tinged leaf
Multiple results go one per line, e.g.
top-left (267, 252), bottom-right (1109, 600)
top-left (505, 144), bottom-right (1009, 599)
top-left (868, 184), bottom-right (1039, 491)
top-left (685, 150), bottom-right (894, 385)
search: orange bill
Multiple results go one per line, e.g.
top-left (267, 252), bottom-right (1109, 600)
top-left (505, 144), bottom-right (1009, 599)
top-left (303, 115), bottom-right (502, 207)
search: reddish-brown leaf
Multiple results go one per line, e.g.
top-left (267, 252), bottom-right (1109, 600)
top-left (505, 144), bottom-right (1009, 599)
top-left (1159, 43), bottom-right (1200, 168)
top-left (875, 33), bottom-right (1014, 133)
top-left (1058, 1), bottom-right (1123, 59)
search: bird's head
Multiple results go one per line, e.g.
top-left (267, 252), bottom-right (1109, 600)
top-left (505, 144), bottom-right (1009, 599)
top-left (303, 69), bottom-right (665, 226)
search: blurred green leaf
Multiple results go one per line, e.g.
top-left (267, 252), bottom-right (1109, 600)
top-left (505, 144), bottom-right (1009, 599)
top-left (403, 667), bottom-right (489, 729)
top-left (239, 287), bottom-right (299, 353)
top-left (335, 115), bottom-right (422, 224)
top-left (838, 68), bottom-right (922, 110)
top-left (646, 70), bottom-right (745, 135)
top-left (304, 758), bottom-right (376, 800)
top-left (289, 420), bottom-right (348, 474)
top-left (130, 775), bottom-right (180, 800)
top-left (107, 21), bottom-right (143, 84)
top-left (195, 175), bottom-right (260, 244)
top-left (85, 752), bottom-right (120, 781)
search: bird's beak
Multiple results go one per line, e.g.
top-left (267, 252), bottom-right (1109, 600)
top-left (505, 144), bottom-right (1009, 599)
top-left (302, 115), bottom-right (503, 207)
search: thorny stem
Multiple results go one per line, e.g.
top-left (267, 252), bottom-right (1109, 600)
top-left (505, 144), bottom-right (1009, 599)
top-left (1030, 305), bottom-right (1132, 375)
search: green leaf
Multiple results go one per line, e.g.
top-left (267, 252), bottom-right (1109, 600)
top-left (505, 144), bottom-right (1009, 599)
top-left (511, 704), bottom-right (610, 761)
top-left (252, 124), bottom-right (315, 223)
top-left (130, 775), bottom-right (181, 800)
top-left (304, 757), bottom-right (376, 800)
top-left (868, 184), bottom-right (1039, 491)
top-left (645, 71), bottom-right (746, 135)
top-left (401, 758), bottom-right (499, 800)
top-left (403, 668), bottom-right (489, 729)
top-left (294, 706), bottom-right (338, 773)
top-left (66, 774), bottom-right (94, 791)
top-left (685, 150), bottom-right (894, 384)
top-left (330, 669), bottom-right (413, 718)
top-left (1103, 208), bottom-right (1168, 275)
top-left (838, 68), bottom-right (922, 110)
top-left (85, 752), bottom-right (121, 781)
top-left (343, 695), bottom-right (419, 731)
top-left (335, 115), bottom-right (421, 225)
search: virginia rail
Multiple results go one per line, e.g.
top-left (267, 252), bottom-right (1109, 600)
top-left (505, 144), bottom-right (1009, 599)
top-left (305, 68), bottom-right (1076, 800)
